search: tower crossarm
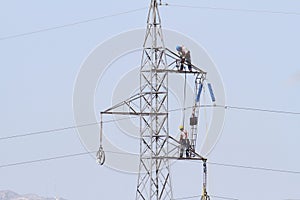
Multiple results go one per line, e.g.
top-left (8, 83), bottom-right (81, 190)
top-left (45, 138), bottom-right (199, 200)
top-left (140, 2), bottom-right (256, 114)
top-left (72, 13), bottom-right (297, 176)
top-left (164, 48), bottom-right (207, 74)
top-left (102, 92), bottom-right (168, 116)
top-left (167, 135), bottom-right (206, 161)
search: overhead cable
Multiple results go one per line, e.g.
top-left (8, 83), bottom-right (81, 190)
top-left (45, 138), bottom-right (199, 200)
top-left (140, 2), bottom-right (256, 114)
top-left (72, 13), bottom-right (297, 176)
top-left (1, 4), bottom-right (299, 41)
top-left (173, 194), bottom-right (239, 200)
top-left (166, 4), bottom-right (300, 16)
top-left (223, 105), bottom-right (300, 115)
top-left (0, 151), bottom-right (96, 169)
top-left (0, 105), bottom-right (299, 141)
top-left (0, 7), bottom-right (148, 41)
top-left (209, 162), bottom-right (300, 175)
top-left (0, 116), bottom-right (134, 141)
top-left (2, 150), bottom-right (300, 176)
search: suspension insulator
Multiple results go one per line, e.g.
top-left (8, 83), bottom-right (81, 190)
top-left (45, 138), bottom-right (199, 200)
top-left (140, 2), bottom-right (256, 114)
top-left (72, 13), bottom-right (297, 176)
top-left (207, 83), bottom-right (216, 102)
top-left (196, 83), bottom-right (203, 102)
top-left (96, 146), bottom-right (105, 165)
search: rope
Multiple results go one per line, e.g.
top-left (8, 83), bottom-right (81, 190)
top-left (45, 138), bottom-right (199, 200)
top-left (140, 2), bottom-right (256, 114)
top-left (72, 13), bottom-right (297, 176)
top-left (203, 83), bottom-right (209, 134)
top-left (100, 114), bottom-right (103, 146)
top-left (182, 71), bottom-right (187, 128)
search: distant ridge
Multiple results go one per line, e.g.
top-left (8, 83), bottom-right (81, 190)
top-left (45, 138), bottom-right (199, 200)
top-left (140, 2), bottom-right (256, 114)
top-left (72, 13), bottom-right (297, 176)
top-left (0, 190), bottom-right (67, 200)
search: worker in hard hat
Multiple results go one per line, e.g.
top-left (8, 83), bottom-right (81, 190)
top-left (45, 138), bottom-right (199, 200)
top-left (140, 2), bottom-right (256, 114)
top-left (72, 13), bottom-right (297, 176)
top-left (176, 45), bottom-right (192, 72)
top-left (179, 125), bottom-right (190, 158)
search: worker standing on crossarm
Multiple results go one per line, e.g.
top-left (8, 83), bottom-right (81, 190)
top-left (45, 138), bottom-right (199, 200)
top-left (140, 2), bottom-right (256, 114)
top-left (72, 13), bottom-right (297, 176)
top-left (179, 125), bottom-right (190, 158)
top-left (176, 45), bottom-right (192, 72)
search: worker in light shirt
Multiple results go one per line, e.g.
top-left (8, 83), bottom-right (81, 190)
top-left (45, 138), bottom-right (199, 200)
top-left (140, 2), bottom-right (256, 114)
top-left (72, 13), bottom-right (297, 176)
top-left (179, 125), bottom-right (190, 158)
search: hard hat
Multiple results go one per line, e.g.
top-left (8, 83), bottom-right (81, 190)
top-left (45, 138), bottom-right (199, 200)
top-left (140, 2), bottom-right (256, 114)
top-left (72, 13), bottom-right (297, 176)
top-left (179, 125), bottom-right (184, 130)
top-left (176, 45), bottom-right (181, 51)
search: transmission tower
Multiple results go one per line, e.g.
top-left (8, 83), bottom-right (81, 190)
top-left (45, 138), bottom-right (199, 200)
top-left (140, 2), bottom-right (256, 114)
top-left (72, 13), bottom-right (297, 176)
top-left (136, 0), bottom-right (172, 199)
top-left (97, 1), bottom-right (212, 200)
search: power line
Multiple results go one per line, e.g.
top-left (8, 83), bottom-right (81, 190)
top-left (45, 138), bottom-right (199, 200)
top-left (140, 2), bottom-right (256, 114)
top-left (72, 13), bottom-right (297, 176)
top-left (172, 194), bottom-right (202, 200)
top-left (0, 116), bottom-right (135, 141)
top-left (0, 105), bottom-right (299, 141)
top-left (0, 122), bottom-right (98, 141)
top-left (2, 150), bottom-right (295, 200)
top-left (0, 7), bottom-right (148, 41)
top-left (108, 150), bottom-right (300, 175)
top-left (171, 105), bottom-right (300, 115)
top-left (208, 162), bottom-right (300, 175)
top-left (223, 105), bottom-right (300, 115)
top-left (1, 149), bottom-right (300, 176)
top-left (0, 151), bottom-right (96, 169)
top-left (1, 151), bottom-right (297, 200)
top-left (0, 150), bottom-right (133, 169)
top-left (166, 4), bottom-right (300, 16)
top-left (0, 152), bottom-right (240, 200)
top-left (211, 195), bottom-right (239, 200)
top-left (1, 4), bottom-right (298, 42)
top-left (173, 194), bottom-right (238, 200)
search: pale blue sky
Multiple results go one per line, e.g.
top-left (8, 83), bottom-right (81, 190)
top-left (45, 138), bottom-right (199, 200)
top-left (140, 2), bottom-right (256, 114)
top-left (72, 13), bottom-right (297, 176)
top-left (1, 0), bottom-right (300, 200)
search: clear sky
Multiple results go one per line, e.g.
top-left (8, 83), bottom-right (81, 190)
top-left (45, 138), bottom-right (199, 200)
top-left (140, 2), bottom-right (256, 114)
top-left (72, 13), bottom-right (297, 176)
top-left (1, 0), bottom-right (300, 200)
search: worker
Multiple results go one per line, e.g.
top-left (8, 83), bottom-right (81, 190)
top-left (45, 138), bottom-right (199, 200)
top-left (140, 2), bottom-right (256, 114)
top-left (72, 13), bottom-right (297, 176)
top-left (176, 45), bottom-right (192, 72)
top-left (179, 125), bottom-right (190, 158)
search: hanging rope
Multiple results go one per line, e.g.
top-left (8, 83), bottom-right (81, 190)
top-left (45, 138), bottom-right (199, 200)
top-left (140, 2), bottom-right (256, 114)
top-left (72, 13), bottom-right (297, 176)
top-left (203, 84), bottom-right (209, 134)
top-left (182, 71), bottom-right (187, 128)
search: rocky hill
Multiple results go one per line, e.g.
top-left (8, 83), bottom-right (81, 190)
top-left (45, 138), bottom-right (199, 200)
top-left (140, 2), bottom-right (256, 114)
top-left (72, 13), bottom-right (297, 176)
top-left (0, 190), bottom-right (66, 200)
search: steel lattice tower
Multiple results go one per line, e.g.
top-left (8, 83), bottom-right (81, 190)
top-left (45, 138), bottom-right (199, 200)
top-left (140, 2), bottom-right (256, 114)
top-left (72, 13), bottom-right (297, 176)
top-left (97, 1), bottom-right (210, 200)
top-left (136, 0), bottom-right (172, 199)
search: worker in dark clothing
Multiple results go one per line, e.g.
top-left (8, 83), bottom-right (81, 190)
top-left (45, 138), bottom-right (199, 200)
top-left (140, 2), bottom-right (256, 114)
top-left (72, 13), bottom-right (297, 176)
top-left (176, 45), bottom-right (192, 72)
